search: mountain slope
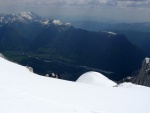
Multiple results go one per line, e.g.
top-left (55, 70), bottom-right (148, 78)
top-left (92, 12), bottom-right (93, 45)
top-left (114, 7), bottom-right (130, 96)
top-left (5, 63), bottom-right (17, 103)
top-left (0, 25), bottom-right (29, 50)
top-left (0, 12), bottom-right (146, 81)
top-left (112, 30), bottom-right (150, 56)
top-left (72, 21), bottom-right (150, 57)
top-left (32, 26), bottom-right (145, 80)
top-left (0, 56), bottom-right (150, 113)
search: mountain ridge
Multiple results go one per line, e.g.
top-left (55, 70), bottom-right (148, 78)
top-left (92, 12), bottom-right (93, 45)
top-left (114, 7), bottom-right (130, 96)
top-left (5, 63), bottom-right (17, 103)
top-left (0, 12), bottom-right (146, 81)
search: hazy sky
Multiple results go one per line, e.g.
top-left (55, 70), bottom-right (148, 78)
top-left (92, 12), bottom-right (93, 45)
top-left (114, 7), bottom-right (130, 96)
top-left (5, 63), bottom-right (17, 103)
top-left (0, 0), bottom-right (150, 22)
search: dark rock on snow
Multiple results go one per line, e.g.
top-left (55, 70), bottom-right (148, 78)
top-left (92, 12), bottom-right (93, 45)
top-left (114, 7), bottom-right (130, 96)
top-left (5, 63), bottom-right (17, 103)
top-left (131, 58), bottom-right (150, 87)
top-left (120, 58), bottom-right (150, 87)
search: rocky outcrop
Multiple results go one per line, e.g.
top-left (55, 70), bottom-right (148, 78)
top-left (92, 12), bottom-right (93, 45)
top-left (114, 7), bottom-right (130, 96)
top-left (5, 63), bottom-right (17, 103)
top-left (0, 53), bottom-right (5, 58)
top-left (26, 66), bottom-right (34, 73)
top-left (131, 58), bottom-right (150, 87)
top-left (139, 58), bottom-right (150, 77)
top-left (118, 58), bottom-right (150, 87)
top-left (45, 73), bottom-right (59, 78)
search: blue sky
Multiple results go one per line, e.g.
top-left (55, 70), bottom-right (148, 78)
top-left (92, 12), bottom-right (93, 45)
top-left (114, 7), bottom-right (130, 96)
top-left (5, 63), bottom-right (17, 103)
top-left (1, 0), bottom-right (150, 22)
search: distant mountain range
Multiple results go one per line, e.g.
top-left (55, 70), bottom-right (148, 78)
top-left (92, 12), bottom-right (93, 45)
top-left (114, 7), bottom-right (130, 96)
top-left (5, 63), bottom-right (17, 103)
top-left (72, 21), bottom-right (150, 32)
top-left (72, 21), bottom-right (150, 56)
top-left (0, 12), bottom-right (146, 81)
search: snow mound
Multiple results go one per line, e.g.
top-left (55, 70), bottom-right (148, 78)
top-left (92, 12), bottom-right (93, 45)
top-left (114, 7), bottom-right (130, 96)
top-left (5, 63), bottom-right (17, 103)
top-left (76, 71), bottom-right (117, 87)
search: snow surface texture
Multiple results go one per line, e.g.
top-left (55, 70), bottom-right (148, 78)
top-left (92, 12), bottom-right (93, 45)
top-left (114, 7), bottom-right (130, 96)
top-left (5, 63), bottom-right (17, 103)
top-left (118, 82), bottom-right (149, 88)
top-left (76, 71), bottom-right (117, 87)
top-left (0, 57), bottom-right (150, 113)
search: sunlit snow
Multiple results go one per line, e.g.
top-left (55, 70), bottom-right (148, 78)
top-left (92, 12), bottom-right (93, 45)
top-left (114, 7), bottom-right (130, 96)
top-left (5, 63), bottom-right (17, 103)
top-left (40, 19), bottom-right (49, 25)
top-left (19, 12), bottom-right (33, 20)
top-left (65, 23), bottom-right (71, 26)
top-left (102, 31), bottom-right (117, 35)
top-left (53, 20), bottom-right (63, 25)
top-left (145, 57), bottom-right (150, 64)
top-left (76, 71), bottom-right (117, 87)
top-left (0, 57), bottom-right (150, 113)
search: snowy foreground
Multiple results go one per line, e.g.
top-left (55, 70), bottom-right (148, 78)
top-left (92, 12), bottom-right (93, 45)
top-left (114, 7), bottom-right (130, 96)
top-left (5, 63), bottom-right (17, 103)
top-left (0, 57), bottom-right (150, 113)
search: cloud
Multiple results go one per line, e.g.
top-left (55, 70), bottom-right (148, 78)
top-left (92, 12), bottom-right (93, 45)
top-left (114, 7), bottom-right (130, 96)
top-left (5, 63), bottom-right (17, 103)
top-left (0, 0), bottom-right (149, 23)
top-left (48, 0), bottom-right (150, 7)
top-left (117, 0), bottom-right (150, 7)
top-left (1, 0), bottom-right (150, 8)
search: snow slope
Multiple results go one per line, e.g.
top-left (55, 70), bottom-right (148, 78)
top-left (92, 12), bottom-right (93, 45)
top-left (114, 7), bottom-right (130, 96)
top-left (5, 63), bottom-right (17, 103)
top-left (76, 71), bottom-right (117, 87)
top-left (118, 82), bottom-right (149, 88)
top-left (0, 57), bottom-right (150, 113)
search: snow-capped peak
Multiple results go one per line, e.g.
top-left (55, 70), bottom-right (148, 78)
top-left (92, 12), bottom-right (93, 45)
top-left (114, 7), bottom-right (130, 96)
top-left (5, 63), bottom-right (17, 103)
top-left (52, 20), bottom-right (63, 25)
top-left (40, 19), bottom-right (50, 25)
top-left (19, 12), bottom-right (33, 20)
top-left (0, 12), bottom-right (71, 26)
top-left (65, 23), bottom-right (72, 26)
top-left (145, 57), bottom-right (150, 64)
top-left (0, 17), bottom-right (4, 22)
top-left (0, 12), bottom-right (42, 24)
top-left (18, 12), bottom-right (41, 21)
top-left (0, 13), bottom-right (18, 23)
